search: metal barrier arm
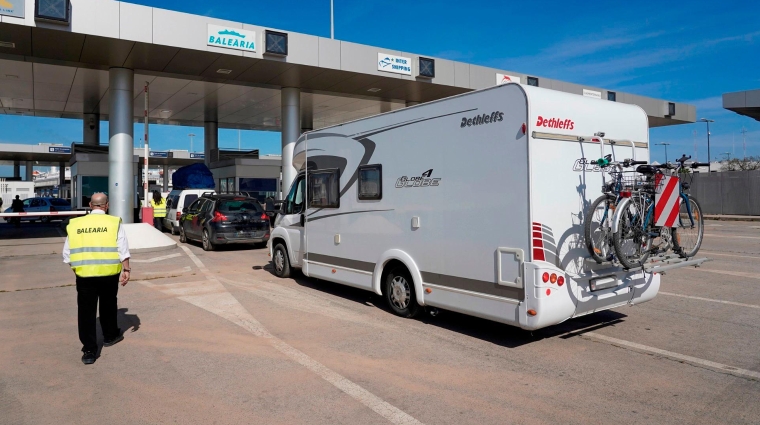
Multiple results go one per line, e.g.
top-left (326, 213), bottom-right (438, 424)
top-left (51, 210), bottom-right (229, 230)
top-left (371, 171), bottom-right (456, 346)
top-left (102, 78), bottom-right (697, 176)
top-left (0, 211), bottom-right (88, 218)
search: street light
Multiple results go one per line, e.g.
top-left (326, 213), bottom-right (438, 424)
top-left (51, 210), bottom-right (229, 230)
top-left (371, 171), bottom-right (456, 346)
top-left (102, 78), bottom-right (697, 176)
top-left (188, 133), bottom-right (196, 153)
top-left (699, 118), bottom-right (714, 172)
top-left (655, 142), bottom-right (671, 163)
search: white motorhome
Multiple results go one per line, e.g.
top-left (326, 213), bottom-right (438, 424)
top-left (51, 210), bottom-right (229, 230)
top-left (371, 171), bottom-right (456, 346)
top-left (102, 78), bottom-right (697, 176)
top-left (269, 83), bottom-right (685, 330)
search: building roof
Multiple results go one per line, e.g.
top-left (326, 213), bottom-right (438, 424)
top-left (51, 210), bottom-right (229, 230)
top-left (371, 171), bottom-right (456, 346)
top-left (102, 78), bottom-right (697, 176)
top-left (723, 89), bottom-right (760, 121)
top-left (0, 0), bottom-right (695, 130)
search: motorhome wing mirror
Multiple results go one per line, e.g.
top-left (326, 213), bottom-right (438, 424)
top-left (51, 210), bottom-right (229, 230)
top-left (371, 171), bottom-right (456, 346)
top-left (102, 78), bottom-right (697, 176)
top-left (264, 198), bottom-right (275, 213)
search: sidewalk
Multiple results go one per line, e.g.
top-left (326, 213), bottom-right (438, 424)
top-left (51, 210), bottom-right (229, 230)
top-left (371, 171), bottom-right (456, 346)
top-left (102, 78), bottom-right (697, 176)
top-left (704, 214), bottom-right (760, 222)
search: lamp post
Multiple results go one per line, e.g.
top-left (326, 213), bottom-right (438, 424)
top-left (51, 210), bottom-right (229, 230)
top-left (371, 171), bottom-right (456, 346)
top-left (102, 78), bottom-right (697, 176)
top-left (700, 118), bottom-right (714, 172)
top-left (188, 133), bottom-right (196, 153)
top-left (655, 142), bottom-right (670, 164)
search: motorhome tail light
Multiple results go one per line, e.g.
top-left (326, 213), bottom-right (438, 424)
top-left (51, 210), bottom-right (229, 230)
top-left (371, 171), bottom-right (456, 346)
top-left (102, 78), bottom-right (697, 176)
top-left (557, 276), bottom-right (565, 286)
top-left (546, 289), bottom-right (551, 296)
top-left (620, 191), bottom-right (632, 198)
top-left (211, 211), bottom-right (229, 222)
top-left (542, 272), bottom-right (549, 283)
top-left (527, 309), bottom-right (537, 316)
top-left (550, 273), bottom-right (557, 284)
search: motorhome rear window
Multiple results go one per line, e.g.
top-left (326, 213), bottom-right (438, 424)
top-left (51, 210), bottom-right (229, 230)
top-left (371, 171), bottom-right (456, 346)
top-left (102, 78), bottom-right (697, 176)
top-left (308, 169), bottom-right (340, 209)
top-left (358, 164), bottom-right (382, 200)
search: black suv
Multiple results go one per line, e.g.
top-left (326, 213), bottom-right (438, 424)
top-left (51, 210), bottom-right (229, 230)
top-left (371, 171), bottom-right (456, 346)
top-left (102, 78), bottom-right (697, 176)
top-left (179, 194), bottom-right (270, 251)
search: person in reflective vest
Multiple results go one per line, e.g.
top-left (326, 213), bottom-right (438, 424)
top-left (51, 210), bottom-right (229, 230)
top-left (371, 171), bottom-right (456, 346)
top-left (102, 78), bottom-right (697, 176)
top-left (149, 190), bottom-right (167, 231)
top-left (63, 192), bottom-right (131, 365)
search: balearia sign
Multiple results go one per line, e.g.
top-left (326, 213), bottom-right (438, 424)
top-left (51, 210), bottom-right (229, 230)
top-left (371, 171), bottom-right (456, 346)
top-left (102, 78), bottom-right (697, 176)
top-left (207, 25), bottom-right (256, 53)
top-left (0, 0), bottom-right (24, 18)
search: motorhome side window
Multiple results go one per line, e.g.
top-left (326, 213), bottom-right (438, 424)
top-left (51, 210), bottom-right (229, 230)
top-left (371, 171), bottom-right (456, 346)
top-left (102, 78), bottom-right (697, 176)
top-left (308, 169), bottom-right (340, 209)
top-left (357, 164), bottom-right (382, 200)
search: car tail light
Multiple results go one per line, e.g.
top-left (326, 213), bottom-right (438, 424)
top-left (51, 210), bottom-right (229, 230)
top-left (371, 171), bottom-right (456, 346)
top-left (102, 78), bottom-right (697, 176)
top-left (260, 213), bottom-right (268, 220)
top-left (176, 212), bottom-right (181, 220)
top-left (542, 272), bottom-right (549, 283)
top-left (211, 211), bottom-right (228, 223)
top-left (550, 273), bottom-right (557, 284)
top-left (49, 205), bottom-right (57, 212)
top-left (557, 276), bottom-right (565, 286)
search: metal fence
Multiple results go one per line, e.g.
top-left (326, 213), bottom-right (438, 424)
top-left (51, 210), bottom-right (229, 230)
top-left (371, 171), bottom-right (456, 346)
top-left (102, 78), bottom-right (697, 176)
top-left (689, 170), bottom-right (760, 216)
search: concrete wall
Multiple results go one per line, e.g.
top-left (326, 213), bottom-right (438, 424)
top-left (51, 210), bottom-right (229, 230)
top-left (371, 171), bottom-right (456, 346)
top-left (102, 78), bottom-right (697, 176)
top-left (690, 170), bottom-right (760, 216)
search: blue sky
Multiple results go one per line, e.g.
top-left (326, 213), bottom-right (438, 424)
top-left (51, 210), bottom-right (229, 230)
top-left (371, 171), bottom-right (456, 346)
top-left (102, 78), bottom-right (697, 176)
top-left (1, 0), bottom-right (759, 175)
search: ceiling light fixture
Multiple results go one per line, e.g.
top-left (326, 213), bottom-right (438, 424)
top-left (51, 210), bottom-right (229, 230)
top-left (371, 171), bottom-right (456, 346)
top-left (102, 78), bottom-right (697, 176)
top-left (0, 41), bottom-right (15, 49)
top-left (161, 109), bottom-right (172, 114)
top-left (367, 88), bottom-right (381, 92)
top-left (216, 69), bottom-right (233, 74)
top-left (5, 74), bottom-right (19, 79)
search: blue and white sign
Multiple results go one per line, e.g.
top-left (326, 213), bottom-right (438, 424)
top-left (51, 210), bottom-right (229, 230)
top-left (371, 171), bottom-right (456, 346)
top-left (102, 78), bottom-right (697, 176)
top-left (149, 151), bottom-right (169, 158)
top-left (377, 53), bottom-right (412, 76)
top-left (190, 153), bottom-right (205, 159)
top-left (48, 146), bottom-right (71, 154)
top-left (207, 25), bottom-right (256, 53)
top-left (0, 0), bottom-right (25, 18)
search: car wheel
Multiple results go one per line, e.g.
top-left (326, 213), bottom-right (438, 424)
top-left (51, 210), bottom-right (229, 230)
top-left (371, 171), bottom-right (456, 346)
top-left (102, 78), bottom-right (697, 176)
top-left (179, 225), bottom-right (187, 243)
top-left (202, 229), bottom-right (215, 251)
top-left (272, 243), bottom-right (291, 278)
top-left (384, 266), bottom-right (420, 318)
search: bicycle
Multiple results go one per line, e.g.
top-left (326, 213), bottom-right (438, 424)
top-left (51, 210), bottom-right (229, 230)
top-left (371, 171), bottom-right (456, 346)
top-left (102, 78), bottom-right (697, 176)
top-left (612, 156), bottom-right (708, 269)
top-left (670, 155), bottom-right (708, 258)
top-left (584, 155), bottom-right (648, 264)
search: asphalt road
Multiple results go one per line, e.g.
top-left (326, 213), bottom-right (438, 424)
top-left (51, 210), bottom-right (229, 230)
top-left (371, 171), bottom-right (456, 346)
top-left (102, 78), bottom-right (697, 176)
top-left (0, 220), bottom-right (758, 424)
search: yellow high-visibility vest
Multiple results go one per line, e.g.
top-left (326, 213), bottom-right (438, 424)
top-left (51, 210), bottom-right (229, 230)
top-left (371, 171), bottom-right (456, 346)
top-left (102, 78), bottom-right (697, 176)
top-left (67, 214), bottom-right (122, 277)
top-left (150, 198), bottom-right (167, 218)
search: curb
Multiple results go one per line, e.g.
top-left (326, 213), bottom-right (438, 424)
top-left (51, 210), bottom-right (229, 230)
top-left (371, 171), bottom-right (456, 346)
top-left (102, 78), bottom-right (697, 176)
top-left (705, 215), bottom-right (760, 222)
top-left (130, 242), bottom-right (178, 254)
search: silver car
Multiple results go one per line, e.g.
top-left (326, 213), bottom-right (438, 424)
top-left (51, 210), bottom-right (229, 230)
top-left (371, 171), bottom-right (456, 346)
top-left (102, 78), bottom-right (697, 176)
top-left (3, 197), bottom-right (73, 223)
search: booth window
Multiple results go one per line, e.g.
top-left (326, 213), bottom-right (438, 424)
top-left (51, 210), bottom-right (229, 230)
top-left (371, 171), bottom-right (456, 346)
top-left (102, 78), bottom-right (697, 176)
top-left (358, 164), bottom-right (382, 200)
top-left (308, 169), bottom-right (340, 209)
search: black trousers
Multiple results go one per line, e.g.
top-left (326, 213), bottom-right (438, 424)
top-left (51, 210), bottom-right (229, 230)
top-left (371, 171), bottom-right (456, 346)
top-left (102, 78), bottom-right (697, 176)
top-left (76, 274), bottom-right (120, 353)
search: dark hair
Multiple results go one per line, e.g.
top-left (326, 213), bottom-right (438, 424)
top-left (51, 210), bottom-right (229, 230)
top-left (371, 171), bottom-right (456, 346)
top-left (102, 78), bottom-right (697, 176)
top-left (152, 190), bottom-right (163, 204)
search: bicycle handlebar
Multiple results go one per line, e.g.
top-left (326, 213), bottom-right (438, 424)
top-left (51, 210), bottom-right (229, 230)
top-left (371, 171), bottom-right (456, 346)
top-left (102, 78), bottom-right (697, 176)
top-left (630, 160), bottom-right (647, 165)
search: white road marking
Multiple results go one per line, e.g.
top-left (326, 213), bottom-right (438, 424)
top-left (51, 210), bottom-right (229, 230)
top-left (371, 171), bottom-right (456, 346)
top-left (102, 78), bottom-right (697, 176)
top-left (659, 291), bottom-right (760, 309)
top-left (698, 268), bottom-right (760, 281)
top-left (142, 266), bottom-right (192, 275)
top-left (584, 332), bottom-right (760, 380)
top-left (698, 250), bottom-right (760, 260)
top-left (705, 233), bottom-right (760, 240)
top-left (131, 252), bottom-right (183, 263)
top-left (143, 245), bottom-right (425, 425)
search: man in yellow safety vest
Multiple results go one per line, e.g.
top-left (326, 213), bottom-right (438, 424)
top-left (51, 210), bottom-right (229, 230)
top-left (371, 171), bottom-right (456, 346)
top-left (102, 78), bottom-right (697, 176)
top-left (149, 190), bottom-right (167, 231)
top-left (63, 192), bottom-right (131, 365)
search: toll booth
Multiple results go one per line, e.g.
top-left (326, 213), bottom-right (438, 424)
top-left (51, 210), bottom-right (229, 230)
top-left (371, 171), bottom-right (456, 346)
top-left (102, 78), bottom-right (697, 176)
top-left (69, 150), bottom-right (139, 210)
top-left (209, 150), bottom-right (281, 202)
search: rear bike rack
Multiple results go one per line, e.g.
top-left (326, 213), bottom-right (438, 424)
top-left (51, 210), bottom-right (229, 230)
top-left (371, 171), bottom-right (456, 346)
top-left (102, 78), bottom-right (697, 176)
top-left (641, 253), bottom-right (709, 274)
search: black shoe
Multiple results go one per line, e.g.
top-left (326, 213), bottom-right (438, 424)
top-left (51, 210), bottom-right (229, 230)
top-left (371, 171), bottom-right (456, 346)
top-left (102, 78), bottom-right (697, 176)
top-left (103, 334), bottom-right (124, 347)
top-left (82, 351), bottom-right (97, 365)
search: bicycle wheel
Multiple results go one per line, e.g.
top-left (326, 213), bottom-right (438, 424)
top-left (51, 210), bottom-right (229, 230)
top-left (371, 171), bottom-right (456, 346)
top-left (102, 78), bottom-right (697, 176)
top-left (672, 195), bottom-right (704, 258)
top-left (584, 195), bottom-right (616, 263)
top-left (613, 196), bottom-right (653, 269)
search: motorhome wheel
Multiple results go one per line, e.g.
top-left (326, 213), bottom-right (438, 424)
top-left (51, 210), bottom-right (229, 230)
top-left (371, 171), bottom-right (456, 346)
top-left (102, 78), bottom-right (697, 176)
top-left (384, 267), bottom-right (419, 318)
top-left (273, 244), bottom-right (291, 278)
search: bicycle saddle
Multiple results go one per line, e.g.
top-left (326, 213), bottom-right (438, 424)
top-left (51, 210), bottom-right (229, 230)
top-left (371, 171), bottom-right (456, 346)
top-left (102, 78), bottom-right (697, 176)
top-left (636, 165), bottom-right (657, 174)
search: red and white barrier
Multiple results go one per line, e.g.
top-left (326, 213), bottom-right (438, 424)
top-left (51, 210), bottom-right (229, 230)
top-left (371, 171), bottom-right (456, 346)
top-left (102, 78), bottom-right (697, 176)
top-left (0, 211), bottom-right (88, 218)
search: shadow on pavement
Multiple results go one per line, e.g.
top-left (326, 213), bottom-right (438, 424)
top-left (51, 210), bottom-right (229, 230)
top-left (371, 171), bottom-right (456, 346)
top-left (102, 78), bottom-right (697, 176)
top-left (263, 262), bottom-right (627, 349)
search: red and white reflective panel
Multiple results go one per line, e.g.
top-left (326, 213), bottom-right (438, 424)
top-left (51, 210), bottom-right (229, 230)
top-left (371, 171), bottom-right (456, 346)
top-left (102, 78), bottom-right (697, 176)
top-left (654, 175), bottom-right (681, 227)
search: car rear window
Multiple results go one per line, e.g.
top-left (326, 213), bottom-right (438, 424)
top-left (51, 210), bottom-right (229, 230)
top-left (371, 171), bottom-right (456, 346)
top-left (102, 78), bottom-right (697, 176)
top-left (217, 199), bottom-right (262, 213)
top-left (182, 194), bottom-right (198, 208)
top-left (49, 198), bottom-right (70, 206)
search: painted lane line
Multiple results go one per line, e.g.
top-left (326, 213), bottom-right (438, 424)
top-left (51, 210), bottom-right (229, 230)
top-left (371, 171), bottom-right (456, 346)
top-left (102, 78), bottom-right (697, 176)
top-left (162, 246), bottom-right (425, 425)
top-left (659, 291), bottom-right (760, 309)
top-left (698, 250), bottom-right (760, 260)
top-left (584, 332), bottom-right (760, 381)
top-left (704, 233), bottom-right (760, 240)
top-left (131, 252), bottom-right (183, 263)
top-left (142, 266), bottom-right (192, 275)
top-left (697, 268), bottom-right (760, 281)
